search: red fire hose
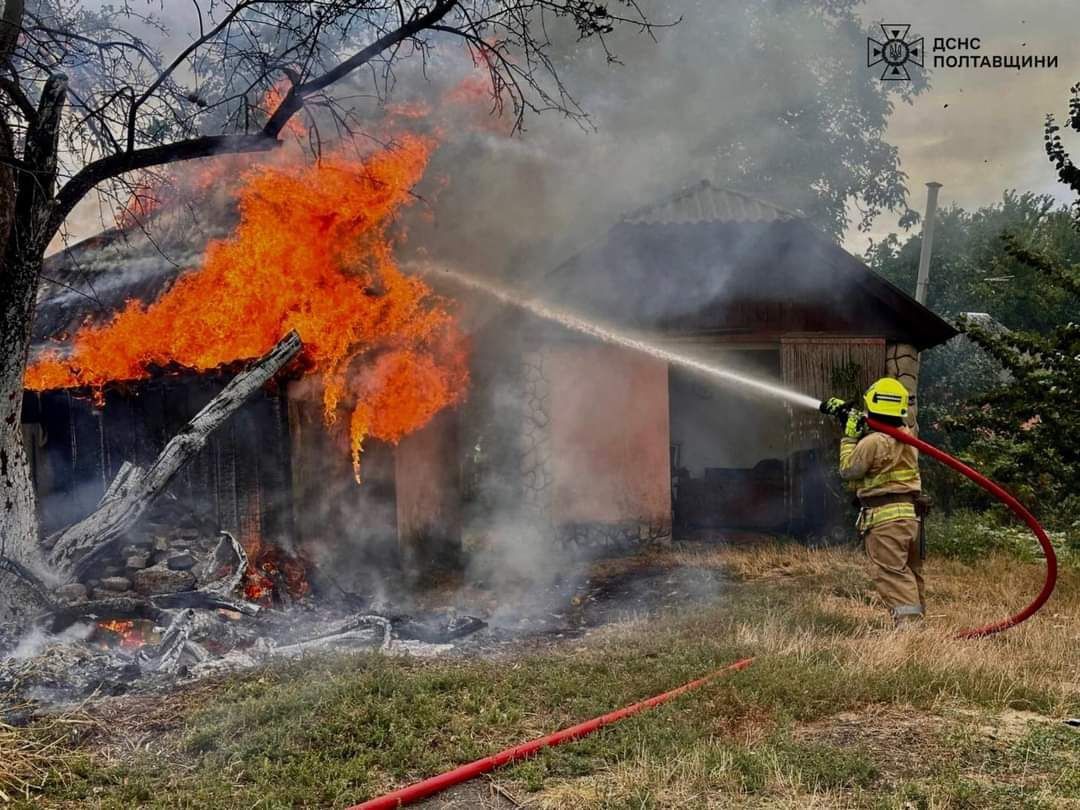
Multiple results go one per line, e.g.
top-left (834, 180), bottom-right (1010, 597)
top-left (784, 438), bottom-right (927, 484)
top-left (346, 657), bottom-right (754, 810)
top-left (346, 419), bottom-right (1056, 809)
top-left (866, 416), bottom-right (1058, 639)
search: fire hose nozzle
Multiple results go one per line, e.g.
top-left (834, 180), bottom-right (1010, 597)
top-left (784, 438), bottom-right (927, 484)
top-left (819, 398), bottom-right (867, 436)
top-left (819, 397), bottom-right (854, 420)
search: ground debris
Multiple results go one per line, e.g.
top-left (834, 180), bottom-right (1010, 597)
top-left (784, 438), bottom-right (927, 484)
top-left (1, 599), bottom-right (488, 708)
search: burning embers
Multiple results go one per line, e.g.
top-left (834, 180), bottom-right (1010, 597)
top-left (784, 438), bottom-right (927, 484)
top-left (26, 125), bottom-right (469, 482)
top-left (95, 619), bottom-right (152, 650)
top-left (242, 545), bottom-right (309, 604)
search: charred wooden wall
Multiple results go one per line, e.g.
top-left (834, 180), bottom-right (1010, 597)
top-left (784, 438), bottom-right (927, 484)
top-left (286, 386), bottom-right (401, 591)
top-left (22, 376), bottom-right (293, 546)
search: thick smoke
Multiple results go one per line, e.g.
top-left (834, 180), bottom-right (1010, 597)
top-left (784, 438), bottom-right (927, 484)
top-left (402, 0), bottom-right (916, 288)
top-left (362, 0), bottom-right (906, 603)
top-left (46, 1), bottom-right (911, 617)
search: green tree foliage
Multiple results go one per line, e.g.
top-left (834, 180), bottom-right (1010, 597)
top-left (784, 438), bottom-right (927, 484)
top-left (694, 0), bottom-right (927, 239)
top-left (866, 191), bottom-right (1080, 333)
top-left (948, 234), bottom-right (1080, 515)
top-left (868, 191), bottom-right (1080, 483)
top-left (869, 84), bottom-right (1080, 519)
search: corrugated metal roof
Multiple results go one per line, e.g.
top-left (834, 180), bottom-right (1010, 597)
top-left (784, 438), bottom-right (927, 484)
top-left (621, 180), bottom-right (798, 226)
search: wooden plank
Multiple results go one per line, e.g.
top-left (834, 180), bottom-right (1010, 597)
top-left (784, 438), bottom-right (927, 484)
top-left (261, 388), bottom-right (296, 551)
top-left (395, 408), bottom-right (463, 578)
top-left (66, 391), bottom-right (107, 517)
top-left (214, 390), bottom-right (240, 537)
top-left (232, 390), bottom-right (263, 556)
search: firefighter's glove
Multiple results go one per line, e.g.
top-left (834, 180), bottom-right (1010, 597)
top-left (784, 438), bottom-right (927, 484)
top-left (821, 397), bottom-right (847, 417)
top-left (843, 410), bottom-right (867, 439)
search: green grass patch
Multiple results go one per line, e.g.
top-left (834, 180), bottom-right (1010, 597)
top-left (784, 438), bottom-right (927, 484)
top-left (933, 508), bottom-right (1080, 565)
top-left (18, 552), bottom-right (1080, 808)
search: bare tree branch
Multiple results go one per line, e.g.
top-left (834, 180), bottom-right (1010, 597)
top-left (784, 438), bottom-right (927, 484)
top-left (49, 131), bottom-right (279, 239)
top-left (0, 74), bottom-right (37, 123)
top-left (265, 0), bottom-right (460, 134)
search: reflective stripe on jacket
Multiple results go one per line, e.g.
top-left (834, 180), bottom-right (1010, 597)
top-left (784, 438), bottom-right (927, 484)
top-left (839, 427), bottom-right (921, 529)
top-left (859, 502), bottom-right (917, 531)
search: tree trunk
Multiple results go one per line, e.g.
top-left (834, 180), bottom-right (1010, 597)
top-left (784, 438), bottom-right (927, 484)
top-left (0, 249), bottom-right (46, 577)
top-left (0, 72), bottom-right (69, 581)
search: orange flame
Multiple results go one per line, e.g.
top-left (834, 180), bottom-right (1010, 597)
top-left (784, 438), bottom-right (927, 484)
top-left (242, 551), bottom-right (310, 604)
top-left (97, 619), bottom-right (148, 649)
top-left (115, 173), bottom-right (165, 229)
top-left (27, 129), bottom-right (469, 481)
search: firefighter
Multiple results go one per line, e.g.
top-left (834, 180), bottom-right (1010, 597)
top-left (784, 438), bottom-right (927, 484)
top-left (822, 378), bottom-right (925, 626)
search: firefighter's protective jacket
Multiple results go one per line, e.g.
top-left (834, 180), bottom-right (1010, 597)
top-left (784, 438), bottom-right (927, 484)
top-left (839, 428), bottom-right (921, 530)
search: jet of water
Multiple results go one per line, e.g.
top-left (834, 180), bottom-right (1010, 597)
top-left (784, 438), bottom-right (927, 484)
top-left (412, 263), bottom-right (823, 412)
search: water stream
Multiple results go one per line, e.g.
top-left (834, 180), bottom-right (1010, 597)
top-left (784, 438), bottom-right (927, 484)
top-left (414, 263), bottom-right (823, 412)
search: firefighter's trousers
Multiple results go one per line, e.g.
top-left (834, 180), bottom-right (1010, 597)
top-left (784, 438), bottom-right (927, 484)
top-left (864, 518), bottom-right (924, 623)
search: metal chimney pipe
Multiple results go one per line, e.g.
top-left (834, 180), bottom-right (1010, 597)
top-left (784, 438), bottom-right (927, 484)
top-left (915, 182), bottom-right (943, 305)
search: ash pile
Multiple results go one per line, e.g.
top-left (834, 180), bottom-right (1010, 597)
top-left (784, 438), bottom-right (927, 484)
top-left (0, 496), bottom-right (485, 707)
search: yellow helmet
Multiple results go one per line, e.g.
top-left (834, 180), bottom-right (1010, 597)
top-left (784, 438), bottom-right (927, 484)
top-left (864, 377), bottom-right (909, 418)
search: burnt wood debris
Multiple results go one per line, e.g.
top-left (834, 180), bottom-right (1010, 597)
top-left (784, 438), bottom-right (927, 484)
top-left (0, 0), bottom-right (662, 705)
top-left (0, 329), bottom-right (486, 701)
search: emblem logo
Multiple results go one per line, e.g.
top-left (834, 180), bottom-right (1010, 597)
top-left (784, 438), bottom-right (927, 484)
top-left (868, 24), bottom-right (924, 80)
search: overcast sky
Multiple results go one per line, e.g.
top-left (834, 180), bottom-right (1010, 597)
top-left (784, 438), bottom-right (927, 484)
top-left (56, 1), bottom-right (1080, 258)
top-left (849, 0), bottom-right (1080, 254)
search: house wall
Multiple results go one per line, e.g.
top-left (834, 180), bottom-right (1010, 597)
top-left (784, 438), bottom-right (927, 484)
top-left (474, 327), bottom-right (899, 546)
top-left (394, 408), bottom-right (463, 579)
top-left (286, 381), bottom-right (398, 591)
top-left (545, 343), bottom-right (671, 543)
top-left (24, 376), bottom-right (293, 546)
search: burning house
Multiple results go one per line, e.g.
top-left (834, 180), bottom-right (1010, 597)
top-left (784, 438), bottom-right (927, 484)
top-left (454, 181), bottom-right (957, 550)
top-left (22, 138), bottom-right (470, 601)
top-left (22, 176), bottom-right (955, 603)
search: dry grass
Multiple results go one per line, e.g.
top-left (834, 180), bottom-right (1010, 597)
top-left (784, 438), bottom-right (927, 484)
top-left (644, 541), bottom-right (1080, 710)
top-left (516, 543), bottom-right (1080, 808)
top-left (7, 541), bottom-right (1080, 808)
top-left (668, 542), bottom-right (859, 581)
top-left (0, 708), bottom-right (96, 803)
top-left (730, 547), bottom-right (1079, 713)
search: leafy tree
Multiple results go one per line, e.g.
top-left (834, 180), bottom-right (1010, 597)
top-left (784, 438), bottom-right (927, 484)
top-left (867, 192), bottom-right (1080, 504)
top-left (867, 191), bottom-right (1080, 333)
top-left (871, 84), bottom-right (1080, 518)
top-left (948, 231), bottom-right (1080, 516)
top-left (688, 0), bottom-right (927, 239)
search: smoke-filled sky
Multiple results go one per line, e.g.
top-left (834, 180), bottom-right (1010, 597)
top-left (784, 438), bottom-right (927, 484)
top-left (56, 0), bottom-right (1080, 267)
top-left (852, 0), bottom-right (1080, 254)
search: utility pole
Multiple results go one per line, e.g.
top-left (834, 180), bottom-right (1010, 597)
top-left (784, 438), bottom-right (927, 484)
top-left (915, 182), bottom-right (943, 305)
